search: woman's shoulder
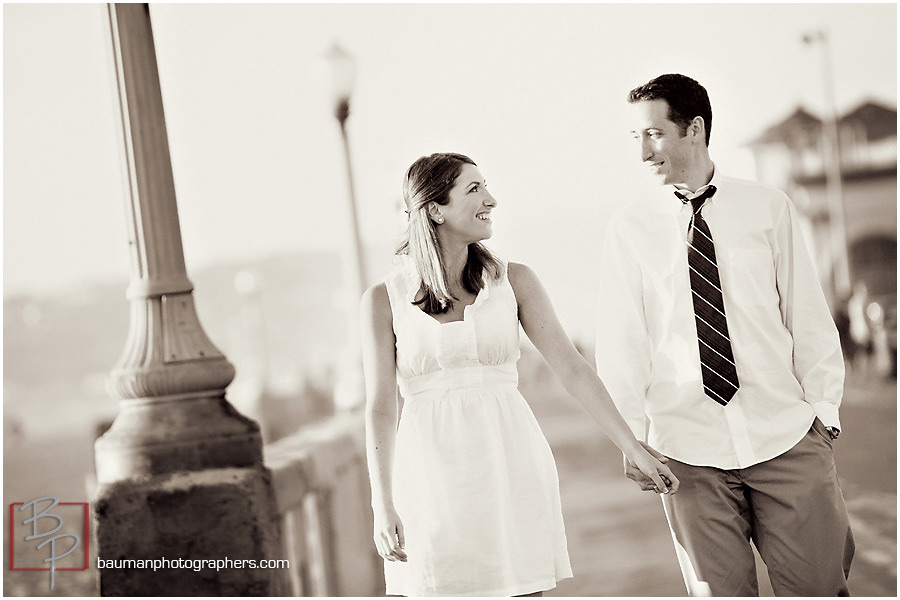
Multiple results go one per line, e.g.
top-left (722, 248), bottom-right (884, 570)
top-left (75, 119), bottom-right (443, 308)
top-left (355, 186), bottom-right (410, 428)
top-left (507, 261), bottom-right (537, 280)
top-left (361, 281), bottom-right (394, 325)
top-left (362, 281), bottom-right (390, 309)
top-left (506, 261), bottom-right (541, 295)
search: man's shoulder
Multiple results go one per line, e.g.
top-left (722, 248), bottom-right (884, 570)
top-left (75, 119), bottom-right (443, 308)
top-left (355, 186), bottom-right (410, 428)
top-left (718, 175), bottom-right (789, 202)
top-left (606, 198), bottom-right (659, 231)
top-left (609, 184), bottom-right (669, 221)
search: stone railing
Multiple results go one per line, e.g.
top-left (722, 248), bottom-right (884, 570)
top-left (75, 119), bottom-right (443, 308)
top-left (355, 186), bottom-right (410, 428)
top-left (264, 410), bottom-right (384, 596)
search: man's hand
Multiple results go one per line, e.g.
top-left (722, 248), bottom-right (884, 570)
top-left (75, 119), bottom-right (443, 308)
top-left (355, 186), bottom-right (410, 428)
top-left (624, 441), bottom-right (675, 493)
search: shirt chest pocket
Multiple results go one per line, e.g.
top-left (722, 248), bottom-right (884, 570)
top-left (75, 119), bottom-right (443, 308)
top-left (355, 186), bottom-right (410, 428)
top-left (726, 249), bottom-right (776, 307)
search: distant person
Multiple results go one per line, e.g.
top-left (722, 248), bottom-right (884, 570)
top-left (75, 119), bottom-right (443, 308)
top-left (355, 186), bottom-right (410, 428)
top-left (595, 74), bottom-right (854, 596)
top-left (833, 292), bottom-right (853, 366)
top-left (847, 281), bottom-right (874, 374)
top-left (360, 152), bottom-right (678, 597)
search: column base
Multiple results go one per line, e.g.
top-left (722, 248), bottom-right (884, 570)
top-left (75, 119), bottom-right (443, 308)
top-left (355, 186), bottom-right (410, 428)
top-left (94, 393), bottom-right (262, 484)
top-left (92, 466), bottom-right (286, 596)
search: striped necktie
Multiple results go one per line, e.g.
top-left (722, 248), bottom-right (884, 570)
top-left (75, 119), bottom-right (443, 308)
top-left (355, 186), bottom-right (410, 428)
top-left (678, 185), bottom-right (740, 405)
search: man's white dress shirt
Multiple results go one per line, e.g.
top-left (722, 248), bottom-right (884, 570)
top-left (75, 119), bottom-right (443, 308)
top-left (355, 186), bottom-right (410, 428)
top-left (595, 169), bottom-right (844, 469)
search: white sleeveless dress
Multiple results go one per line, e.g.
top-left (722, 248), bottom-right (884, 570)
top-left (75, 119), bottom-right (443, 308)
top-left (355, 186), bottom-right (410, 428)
top-left (382, 256), bottom-right (572, 597)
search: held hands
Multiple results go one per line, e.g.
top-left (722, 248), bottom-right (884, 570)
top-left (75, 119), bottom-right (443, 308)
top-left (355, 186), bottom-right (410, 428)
top-left (624, 441), bottom-right (680, 495)
top-left (373, 505), bottom-right (407, 562)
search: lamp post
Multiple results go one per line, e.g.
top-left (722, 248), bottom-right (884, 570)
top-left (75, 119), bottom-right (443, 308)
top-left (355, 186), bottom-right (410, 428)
top-left (803, 29), bottom-right (851, 299)
top-left (326, 42), bottom-right (366, 410)
top-left (326, 42), bottom-right (367, 299)
top-left (93, 5), bottom-right (282, 594)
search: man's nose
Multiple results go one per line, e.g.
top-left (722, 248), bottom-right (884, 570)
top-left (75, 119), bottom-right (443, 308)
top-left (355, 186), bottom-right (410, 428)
top-left (641, 138), bottom-right (654, 162)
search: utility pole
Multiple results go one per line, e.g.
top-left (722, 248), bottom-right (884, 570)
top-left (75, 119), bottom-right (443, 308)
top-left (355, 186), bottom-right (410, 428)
top-left (804, 29), bottom-right (851, 299)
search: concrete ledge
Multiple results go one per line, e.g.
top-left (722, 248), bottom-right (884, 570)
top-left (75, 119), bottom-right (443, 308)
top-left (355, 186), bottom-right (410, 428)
top-left (263, 409), bottom-right (383, 596)
top-left (264, 410), bottom-right (365, 511)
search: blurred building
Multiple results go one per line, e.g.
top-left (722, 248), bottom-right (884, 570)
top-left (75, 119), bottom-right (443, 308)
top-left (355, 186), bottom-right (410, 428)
top-left (747, 101), bottom-right (897, 374)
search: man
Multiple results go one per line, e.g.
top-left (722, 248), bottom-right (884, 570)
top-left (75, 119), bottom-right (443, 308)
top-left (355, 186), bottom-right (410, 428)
top-left (595, 73), bottom-right (854, 596)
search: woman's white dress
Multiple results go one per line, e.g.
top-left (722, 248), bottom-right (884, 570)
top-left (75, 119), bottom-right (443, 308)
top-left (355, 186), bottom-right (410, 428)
top-left (382, 257), bottom-right (572, 597)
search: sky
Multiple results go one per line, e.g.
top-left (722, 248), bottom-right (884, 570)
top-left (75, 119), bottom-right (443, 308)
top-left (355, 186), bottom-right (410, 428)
top-left (3, 2), bottom-right (897, 328)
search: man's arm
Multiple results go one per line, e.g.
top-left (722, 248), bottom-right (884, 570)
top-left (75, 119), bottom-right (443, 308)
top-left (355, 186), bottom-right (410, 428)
top-left (595, 217), bottom-right (665, 490)
top-left (595, 217), bottom-right (652, 441)
top-left (773, 194), bottom-right (845, 432)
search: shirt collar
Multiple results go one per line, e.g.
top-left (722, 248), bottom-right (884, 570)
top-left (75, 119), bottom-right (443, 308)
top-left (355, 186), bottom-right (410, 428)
top-left (670, 164), bottom-right (720, 205)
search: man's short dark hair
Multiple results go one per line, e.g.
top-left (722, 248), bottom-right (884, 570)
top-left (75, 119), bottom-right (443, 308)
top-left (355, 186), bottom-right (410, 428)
top-left (628, 74), bottom-right (713, 146)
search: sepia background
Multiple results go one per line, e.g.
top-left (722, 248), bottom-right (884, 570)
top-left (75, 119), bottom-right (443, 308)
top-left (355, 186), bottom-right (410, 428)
top-left (4, 2), bottom-right (896, 596)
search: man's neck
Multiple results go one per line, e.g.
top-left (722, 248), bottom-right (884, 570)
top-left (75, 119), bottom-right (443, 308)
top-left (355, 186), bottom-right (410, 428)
top-left (676, 159), bottom-right (715, 194)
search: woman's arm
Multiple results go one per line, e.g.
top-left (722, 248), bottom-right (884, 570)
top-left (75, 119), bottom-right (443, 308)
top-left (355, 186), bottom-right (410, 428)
top-left (508, 262), bottom-right (678, 494)
top-left (360, 282), bottom-right (407, 561)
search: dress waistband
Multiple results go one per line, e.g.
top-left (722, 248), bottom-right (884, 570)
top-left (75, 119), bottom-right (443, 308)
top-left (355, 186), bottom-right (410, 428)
top-left (399, 364), bottom-right (519, 398)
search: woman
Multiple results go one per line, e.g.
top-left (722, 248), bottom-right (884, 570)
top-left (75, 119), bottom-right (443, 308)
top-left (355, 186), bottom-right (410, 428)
top-left (361, 153), bottom-right (678, 597)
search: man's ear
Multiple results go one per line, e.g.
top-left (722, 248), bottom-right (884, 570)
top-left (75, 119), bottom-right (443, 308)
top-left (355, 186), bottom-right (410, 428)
top-left (689, 116), bottom-right (706, 143)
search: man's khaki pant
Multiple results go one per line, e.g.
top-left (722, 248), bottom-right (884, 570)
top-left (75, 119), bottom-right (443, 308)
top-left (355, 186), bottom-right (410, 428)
top-left (661, 420), bottom-right (855, 596)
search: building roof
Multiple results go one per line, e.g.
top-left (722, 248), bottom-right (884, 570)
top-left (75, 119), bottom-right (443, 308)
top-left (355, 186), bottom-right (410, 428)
top-left (747, 100), bottom-right (897, 147)
top-left (750, 107), bottom-right (822, 145)
top-left (842, 101), bottom-right (897, 142)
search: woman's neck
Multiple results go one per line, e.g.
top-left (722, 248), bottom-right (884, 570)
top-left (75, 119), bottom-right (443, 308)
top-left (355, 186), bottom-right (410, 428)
top-left (442, 243), bottom-right (469, 290)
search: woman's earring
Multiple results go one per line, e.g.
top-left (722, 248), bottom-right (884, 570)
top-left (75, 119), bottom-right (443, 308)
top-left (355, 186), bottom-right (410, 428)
top-left (436, 216), bottom-right (444, 224)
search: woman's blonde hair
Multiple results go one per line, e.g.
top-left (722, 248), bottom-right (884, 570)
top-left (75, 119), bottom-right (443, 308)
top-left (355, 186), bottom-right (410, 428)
top-left (397, 153), bottom-right (503, 314)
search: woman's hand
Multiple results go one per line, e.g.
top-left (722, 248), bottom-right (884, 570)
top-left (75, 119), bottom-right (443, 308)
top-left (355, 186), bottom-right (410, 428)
top-left (373, 505), bottom-right (407, 562)
top-left (624, 442), bottom-right (680, 495)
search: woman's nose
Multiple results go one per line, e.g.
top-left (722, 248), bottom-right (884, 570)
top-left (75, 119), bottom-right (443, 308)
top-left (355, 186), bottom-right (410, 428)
top-left (484, 191), bottom-right (497, 207)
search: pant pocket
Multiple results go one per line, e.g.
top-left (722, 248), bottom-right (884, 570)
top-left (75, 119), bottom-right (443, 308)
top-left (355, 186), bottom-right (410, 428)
top-left (810, 417), bottom-right (834, 448)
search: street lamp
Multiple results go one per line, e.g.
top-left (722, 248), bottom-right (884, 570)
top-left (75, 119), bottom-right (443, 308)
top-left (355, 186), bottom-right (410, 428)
top-left (325, 42), bottom-right (366, 411)
top-left (325, 42), bottom-right (367, 299)
top-left (803, 29), bottom-right (851, 299)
